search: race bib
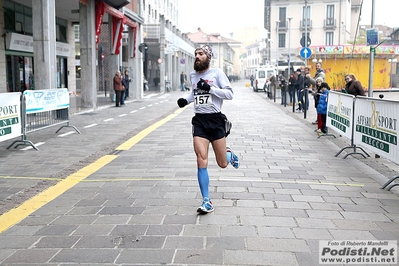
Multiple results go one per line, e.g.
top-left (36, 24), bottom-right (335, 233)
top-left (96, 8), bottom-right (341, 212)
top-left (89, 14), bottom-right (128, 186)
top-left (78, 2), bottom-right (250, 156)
top-left (194, 90), bottom-right (212, 108)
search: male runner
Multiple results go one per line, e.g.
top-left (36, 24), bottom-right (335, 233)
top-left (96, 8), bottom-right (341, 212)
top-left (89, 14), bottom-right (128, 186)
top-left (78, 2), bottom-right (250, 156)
top-left (177, 44), bottom-right (239, 214)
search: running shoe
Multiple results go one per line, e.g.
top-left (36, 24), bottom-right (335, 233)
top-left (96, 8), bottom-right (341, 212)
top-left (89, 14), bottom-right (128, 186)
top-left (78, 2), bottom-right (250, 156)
top-left (197, 198), bottom-right (214, 213)
top-left (226, 147), bottom-right (240, 169)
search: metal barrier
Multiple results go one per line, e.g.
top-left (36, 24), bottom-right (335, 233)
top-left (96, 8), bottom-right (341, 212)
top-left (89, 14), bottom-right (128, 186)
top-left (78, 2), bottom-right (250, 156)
top-left (327, 91), bottom-right (399, 190)
top-left (6, 89), bottom-right (80, 151)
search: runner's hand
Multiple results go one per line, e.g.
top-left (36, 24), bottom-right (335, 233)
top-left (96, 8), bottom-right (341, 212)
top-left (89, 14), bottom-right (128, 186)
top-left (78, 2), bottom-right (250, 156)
top-left (197, 78), bottom-right (211, 92)
top-left (177, 98), bottom-right (188, 108)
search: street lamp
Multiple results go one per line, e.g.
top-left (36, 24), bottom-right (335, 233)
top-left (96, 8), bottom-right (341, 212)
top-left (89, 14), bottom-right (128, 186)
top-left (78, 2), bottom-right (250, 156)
top-left (388, 58), bottom-right (397, 90)
top-left (276, 20), bottom-right (280, 70)
top-left (287, 17), bottom-right (293, 78)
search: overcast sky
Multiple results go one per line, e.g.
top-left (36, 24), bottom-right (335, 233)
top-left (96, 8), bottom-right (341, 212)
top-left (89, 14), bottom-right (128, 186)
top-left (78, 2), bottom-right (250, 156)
top-left (178, 0), bottom-right (397, 35)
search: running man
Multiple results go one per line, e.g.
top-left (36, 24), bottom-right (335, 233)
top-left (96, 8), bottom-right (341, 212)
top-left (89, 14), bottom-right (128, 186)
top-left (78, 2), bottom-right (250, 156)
top-left (176, 44), bottom-right (239, 214)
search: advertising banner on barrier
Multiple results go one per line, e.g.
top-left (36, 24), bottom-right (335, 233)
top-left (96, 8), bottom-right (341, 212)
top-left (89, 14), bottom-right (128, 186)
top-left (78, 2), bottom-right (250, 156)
top-left (24, 89), bottom-right (69, 114)
top-left (354, 97), bottom-right (399, 164)
top-left (327, 91), bottom-right (355, 140)
top-left (0, 92), bottom-right (21, 142)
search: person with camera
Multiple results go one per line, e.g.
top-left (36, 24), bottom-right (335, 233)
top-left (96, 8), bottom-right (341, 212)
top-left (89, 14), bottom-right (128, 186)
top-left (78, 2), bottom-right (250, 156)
top-left (176, 45), bottom-right (239, 214)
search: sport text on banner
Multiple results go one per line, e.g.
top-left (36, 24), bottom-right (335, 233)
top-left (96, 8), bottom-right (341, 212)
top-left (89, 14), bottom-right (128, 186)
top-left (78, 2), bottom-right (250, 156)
top-left (0, 92), bottom-right (21, 143)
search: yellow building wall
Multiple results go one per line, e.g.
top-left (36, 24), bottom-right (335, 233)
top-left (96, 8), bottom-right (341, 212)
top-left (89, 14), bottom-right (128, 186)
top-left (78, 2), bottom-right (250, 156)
top-left (311, 58), bottom-right (390, 90)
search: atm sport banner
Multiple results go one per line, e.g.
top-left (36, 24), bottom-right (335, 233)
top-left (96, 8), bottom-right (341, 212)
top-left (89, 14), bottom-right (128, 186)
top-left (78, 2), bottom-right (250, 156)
top-left (0, 93), bottom-right (21, 142)
top-left (354, 97), bottom-right (399, 164)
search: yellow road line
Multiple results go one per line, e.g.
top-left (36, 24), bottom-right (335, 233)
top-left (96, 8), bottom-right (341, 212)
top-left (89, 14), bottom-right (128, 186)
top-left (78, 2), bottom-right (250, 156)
top-left (0, 108), bottom-right (186, 233)
top-left (0, 175), bottom-right (364, 187)
top-left (116, 108), bottom-right (185, 150)
top-left (0, 155), bottom-right (117, 233)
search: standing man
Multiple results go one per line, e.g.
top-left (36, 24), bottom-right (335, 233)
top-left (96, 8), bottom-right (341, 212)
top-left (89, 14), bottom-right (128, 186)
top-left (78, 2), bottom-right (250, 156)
top-left (176, 45), bottom-right (239, 214)
top-left (122, 69), bottom-right (131, 100)
top-left (302, 67), bottom-right (313, 111)
top-left (295, 68), bottom-right (304, 112)
top-left (180, 71), bottom-right (186, 91)
top-left (250, 74), bottom-right (254, 87)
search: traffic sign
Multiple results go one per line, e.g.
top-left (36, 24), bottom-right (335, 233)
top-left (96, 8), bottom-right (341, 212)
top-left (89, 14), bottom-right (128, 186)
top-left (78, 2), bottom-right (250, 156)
top-left (157, 58), bottom-right (163, 64)
top-left (180, 58), bottom-right (185, 64)
top-left (300, 36), bottom-right (311, 47)
top-left (300, 47), bottom-right (312, 59)
top-left (366, 28), bottom-right (379, 46)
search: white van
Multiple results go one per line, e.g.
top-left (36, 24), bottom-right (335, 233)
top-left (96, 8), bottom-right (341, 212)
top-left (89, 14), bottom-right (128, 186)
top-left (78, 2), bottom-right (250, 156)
top-left (253, 66), bottom-right (277, 92)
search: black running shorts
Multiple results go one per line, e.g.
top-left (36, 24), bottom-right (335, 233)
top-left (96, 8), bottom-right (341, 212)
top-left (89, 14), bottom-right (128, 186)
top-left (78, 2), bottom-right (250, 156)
top-left (192, 112), bottom-right (227, 142)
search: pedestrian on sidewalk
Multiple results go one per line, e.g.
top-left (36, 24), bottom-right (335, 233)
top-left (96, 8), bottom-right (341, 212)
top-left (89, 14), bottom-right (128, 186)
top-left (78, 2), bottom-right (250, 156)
top-left (288, 73), bottom-right (297, 106)
top-left (176, 44), bottom-right (240, 214)
top-left (122, 69), bottom-right (131, 100)
top-left (113, 70), bottom-right (124, 107)
top-left (311, 77), bottom-right (324, 124)
top-left (316, 82), bottom-right (330, 136)
top-left (180, 71), bottom-right (186, 91)
top-left (280, 75), bottom-right (287, 105)
top-left (295, 68), bottom-right (304, 111)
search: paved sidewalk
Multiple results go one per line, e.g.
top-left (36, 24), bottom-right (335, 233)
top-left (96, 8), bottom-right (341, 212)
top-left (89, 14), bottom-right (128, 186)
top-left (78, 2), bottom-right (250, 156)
top-left (0, 80), bottom-right (398, 265)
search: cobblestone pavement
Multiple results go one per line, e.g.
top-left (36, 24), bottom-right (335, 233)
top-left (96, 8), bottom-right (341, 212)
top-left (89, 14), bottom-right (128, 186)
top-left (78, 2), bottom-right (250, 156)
top-left (0, 81), bottom-right (398, 265)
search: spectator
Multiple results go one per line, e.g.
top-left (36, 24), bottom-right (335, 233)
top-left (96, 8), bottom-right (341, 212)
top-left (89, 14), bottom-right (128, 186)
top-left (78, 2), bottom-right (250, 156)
top-left (311, 77), bottom-right (324, 124)
top-left (122, 69), bottom-right (131, 100)
top-left (180, 71), bottom-right (186, 91)
top-left (316, 82), bottom-right (330, 136)
top-left (344, 73), bottom-right (366, 96)
top-left (280, 75), bottom-right (288, 105)
top-left (295, 68), bottom-right (304, 112)
top-left (250, 74), bottom-right (254, 87)
top-left (288, 73), bottom-right (297, 106)
top-left (113, 70), bottom-right (124, 107)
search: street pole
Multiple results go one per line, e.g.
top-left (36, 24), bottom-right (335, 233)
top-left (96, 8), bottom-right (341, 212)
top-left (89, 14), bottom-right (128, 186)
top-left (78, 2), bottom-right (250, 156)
top-left (287, 17), bottom-right (292, 80)
top-left (275, 20), bottom-right (280, 103)
top-left (304, 0), bottom-right (308, 66)
top-left (286, 17), bottom-right (293, 108)
top-left (367, 0), bottom-right (375, 97)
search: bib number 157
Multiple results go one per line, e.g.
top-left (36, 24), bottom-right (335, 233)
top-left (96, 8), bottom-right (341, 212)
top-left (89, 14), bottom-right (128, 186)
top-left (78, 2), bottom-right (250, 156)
top-left (194, 94), bottom-right (212, 107)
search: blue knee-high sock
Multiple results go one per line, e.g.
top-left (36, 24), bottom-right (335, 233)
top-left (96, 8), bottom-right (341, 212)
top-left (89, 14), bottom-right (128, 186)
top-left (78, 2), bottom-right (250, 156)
top-left (197, 168), bottom-right (209, 199)
top-left (226, 151), bottom-right (232, 163)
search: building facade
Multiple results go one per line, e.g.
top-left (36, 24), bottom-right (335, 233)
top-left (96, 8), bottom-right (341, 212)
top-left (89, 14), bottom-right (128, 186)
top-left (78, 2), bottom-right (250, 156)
top-left (244, 0), bottom-right (399, 89)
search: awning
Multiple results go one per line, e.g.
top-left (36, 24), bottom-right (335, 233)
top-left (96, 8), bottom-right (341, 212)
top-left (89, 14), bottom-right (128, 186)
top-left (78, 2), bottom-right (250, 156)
top-left (95, 1), bottom-right (138, 56)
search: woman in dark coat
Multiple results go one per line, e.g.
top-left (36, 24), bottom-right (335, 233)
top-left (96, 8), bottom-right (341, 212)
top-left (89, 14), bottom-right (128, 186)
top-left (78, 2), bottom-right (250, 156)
top-left (113, 70), bottom-right (124, 107)
top-left (344, 73), bottom-right (366, 96)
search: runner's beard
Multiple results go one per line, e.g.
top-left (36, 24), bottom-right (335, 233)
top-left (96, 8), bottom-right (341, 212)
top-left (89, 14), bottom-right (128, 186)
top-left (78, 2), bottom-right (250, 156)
top-left (194, 58), bottom-right (210, 72)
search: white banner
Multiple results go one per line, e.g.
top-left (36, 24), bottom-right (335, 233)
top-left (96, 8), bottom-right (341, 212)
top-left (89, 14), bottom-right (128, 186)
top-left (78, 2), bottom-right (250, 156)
top-left (0, 93), bottom-right (22, 142)
top-left (327, 91), bottom-right (355, 140)
top-left (354, 96), bottom-right (399, 164)
top-left (24, 89), bottom-right (69, 114)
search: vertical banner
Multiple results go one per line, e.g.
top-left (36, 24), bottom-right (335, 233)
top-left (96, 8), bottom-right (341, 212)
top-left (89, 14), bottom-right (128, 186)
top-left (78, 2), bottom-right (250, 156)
top-left (354, 97), bottom-right (399, 164)
top-left (327, 91), bottom-right (355, 140)
top-left (0, 93), bottom-right (21, 142)
top-left (95, 1), bottom-right (105, 47)
top-left (111, 16), bottom-right (125, 55)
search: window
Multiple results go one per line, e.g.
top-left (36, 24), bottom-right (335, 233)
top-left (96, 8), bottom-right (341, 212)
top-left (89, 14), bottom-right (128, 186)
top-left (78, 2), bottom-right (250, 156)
top-left (56, 17), bottom-right (67, 42)
top-left (302, 5), bottom-right (310, 26)
top-left (74, 25), bottom-right (80, 41)
top-left (278, 33), bottom-right (286, 48)
top-left (326, 5), bottom-right (335, 25)
top-left (279, 7), bottom-right (286, 28)
top-left (326, 32), bottom-right (334, 45)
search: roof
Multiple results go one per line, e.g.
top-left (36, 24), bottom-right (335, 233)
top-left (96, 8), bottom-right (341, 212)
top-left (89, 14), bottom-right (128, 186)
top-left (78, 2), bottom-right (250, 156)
top-left (186, 28), bottom-right (240, 45)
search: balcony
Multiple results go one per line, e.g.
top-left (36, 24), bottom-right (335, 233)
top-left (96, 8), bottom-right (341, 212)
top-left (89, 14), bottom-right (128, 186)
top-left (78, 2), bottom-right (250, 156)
top-left (300, 19), bottom-right (312, 31)
top-left (324, 18), bottom-right (336, 30)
